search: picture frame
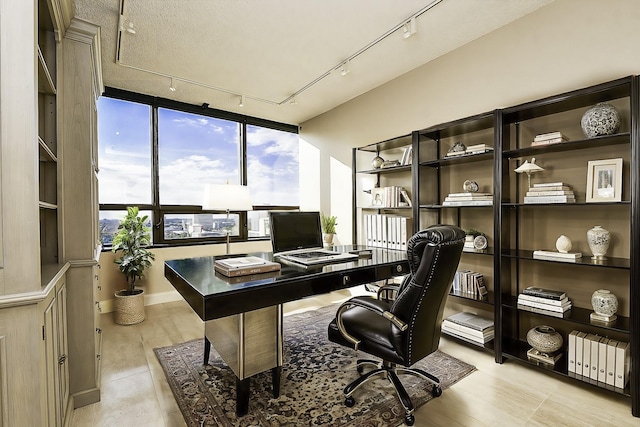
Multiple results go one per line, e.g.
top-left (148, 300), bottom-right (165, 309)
top-left (586, 158), bottom-right (623, 203)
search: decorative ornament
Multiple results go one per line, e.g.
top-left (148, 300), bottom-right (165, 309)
top-left (586, 225), bottom-right (610, 260)
top-left (371, 155), bottom-right (384, 169)
top-left (555, 235), bottom-right (572, 253)
top-left (473, 235), bottom-right (488, 250)
top-left (463, 180), bottom-right (479, 193)
top-left (447, 141), bottom-right (466, 156)
top-left (526, 325), bottom-right (563, 365)
top-left (590, 289), bottom-right (618, 323)
top-left (514, 157), bottom-right (545, 189)
top-left (581, 102), bottom-right (621, 138)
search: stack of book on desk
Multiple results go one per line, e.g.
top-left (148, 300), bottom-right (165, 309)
top-left (531, 131), bottom-right (569, 146)
top-left (442, 312), bottom-right (494, 346)
top-left (524, 182), bottom-right (576, 204)
top-left (214, 256), bottom-right (281, 277)
top-left (442, 192), bottom-right (492, 206)
top-left (517, 287), bottom-right (572, 318)
top-left (533, 250), bottom-right (582, 262)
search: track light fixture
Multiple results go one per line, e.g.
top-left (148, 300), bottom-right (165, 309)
top-left (340, 60), bottom-right (350, 76)
top-left (118, 14), bottom-right (136, 34)
top-left (290, 97), bottom-right (297, 105)
top-left (238, 95), bottom-right (245, 107)
top-left (169, 77), bottom-right (177, 92)
top-left (402, 16), bottom-right (416, 38)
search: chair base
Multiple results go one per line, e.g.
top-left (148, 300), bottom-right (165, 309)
top-left (343, 359), bottom-right (442, 426)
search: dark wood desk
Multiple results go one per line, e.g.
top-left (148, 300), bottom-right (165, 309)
top-left (164, 246), bottom-right (409, 415)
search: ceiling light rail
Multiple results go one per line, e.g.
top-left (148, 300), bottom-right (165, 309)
top-left (114, 0), bottom-right (443, 108)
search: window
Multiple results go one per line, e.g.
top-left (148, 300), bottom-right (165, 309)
top-left (97, 88), bottom-right (299, 247)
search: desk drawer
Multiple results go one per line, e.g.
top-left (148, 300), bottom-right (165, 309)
top-left (308, 267), bottom-right (376, 294)
top-left (376, 262), bottom-right (409, 279)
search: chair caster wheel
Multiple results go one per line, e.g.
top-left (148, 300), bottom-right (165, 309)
top-left (345, 396), bottom-right (355, 407)
top-left (432, 384), bottom-right (442, 397)
top-left (404, 414), bottom-right (415, 426)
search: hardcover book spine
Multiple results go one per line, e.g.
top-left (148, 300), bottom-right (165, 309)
top-left (522, 287), bottom-right (566, 300)
top-left (518, 294), bottom-right (569, 306)
top-left (516, 298), bottom-right (570, 312)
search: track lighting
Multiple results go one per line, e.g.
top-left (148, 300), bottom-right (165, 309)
top-left (169, 78), bottom-right (177, 92)
top-left (340, 60), bottom-right (350, 76)
top-left (118, 15), bottom-right (136, 35)
top-left (402, 16), bottom-right (416, 38)
top-left (290, 97), bottom-right (297, 105)
top-left (238, 95), bottom-right (244, 107)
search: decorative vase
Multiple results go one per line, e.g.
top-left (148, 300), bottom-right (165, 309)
top-left (371, 155), bottom-right (384, 169)
top-left (581, 102), bottom-right (621, 138)
top-left (526, 325), bottom-right (563, 355)
top-left (323, 233), bottom-right (335, 247)
top-left (555, 235), bottom-right (572, 253)
top-left (113, 289), bottom-right (145, 325)
top-left (591, 289), bottom-right (618, 318)
top-left (586, 225), bottom-right (610, 260)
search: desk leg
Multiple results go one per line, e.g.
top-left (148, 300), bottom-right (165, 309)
top-left (204, 336), bottom-right (211, 365)
top-left (236, 377), bottom-right (250, 417)
top-left (272, 366), bottom-right (281, 398)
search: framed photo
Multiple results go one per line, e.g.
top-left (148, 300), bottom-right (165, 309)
top-left (370, 187), bottom-right (386, 207)
top-left (586, 158), bottom-right (623, 203)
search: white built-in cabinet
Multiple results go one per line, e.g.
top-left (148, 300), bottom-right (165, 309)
top-left (0, 0), bottom-right (102, 425)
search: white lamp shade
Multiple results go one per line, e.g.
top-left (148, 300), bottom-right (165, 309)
top-left (203, 184), bottom-right (252, 211)
top-left (514, 158), bottom-right (544, 174)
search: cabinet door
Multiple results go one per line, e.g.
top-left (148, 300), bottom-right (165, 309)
top-left (56, 283), bottom-right (69, 422)
top-left (43, 297), bottom-right (59, 427)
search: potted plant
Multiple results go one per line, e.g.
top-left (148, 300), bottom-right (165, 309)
top-left (321, 213), bottom-right (338, 246)
top-left (111, 206), bottom-right (155, 325)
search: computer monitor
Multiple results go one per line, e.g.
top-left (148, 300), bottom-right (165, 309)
top-left (269, 211), bottom-right (323, 253)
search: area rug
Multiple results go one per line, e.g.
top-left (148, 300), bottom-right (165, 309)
top-left (154, 304), bottom-right (475, 427)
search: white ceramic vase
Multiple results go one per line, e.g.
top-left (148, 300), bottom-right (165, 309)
top-left (586, 225), bottom-right (610, 259)
top-left (591, 289), bottom-right (618, 317)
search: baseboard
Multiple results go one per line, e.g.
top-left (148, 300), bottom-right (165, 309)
top-left (99, 290), bottom-right (183, 313)
top-left (72, 387), bottom-right (100, 408)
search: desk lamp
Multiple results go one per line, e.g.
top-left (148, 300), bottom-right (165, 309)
top-left (203, 184), bottom-right (252, 254)
top-left (514, 158), bottom-right (545, 189)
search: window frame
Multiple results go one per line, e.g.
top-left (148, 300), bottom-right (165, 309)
top-left (99, 87), bottom-right (299, 248)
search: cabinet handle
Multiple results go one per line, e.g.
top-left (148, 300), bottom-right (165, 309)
top-left (96, 327), bottom-right (102, 334)
top-left (95, 275), bottom-right (99, 280)
top-left (97, 285), bottom-right (102, 291)
top-left (396, 265), bottom-right (404, 273)
top-left (342, 275), bottom-right (351, 285)
top-left (58, 354), bottom-right (67, 365)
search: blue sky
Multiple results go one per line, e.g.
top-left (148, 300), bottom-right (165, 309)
top-left (97, 97), bottom-right (299, 209)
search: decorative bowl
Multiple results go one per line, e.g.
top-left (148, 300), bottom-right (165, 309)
top-left (526, 325), bottom-right (563, 354)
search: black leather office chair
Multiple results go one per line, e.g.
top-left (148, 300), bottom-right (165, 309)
top-left (328, 225), bottom-right (465, 426)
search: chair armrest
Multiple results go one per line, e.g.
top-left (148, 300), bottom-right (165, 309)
top-left (377, 283), bottom-right (400, 301)
top-left (335, 296), bottom-right (408, 351)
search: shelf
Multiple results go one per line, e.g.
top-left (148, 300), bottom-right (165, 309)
top-left (462, 247), bottom-right (494, 256)
top-left (39, 201), bottom-right (58, 210)
top-left (360, 206), bottom-right (412, 211)
top-left (449, 289), bottom-right (494, 305)
top-left (420, 203), bottom-right (493, 209)
top-left (356, 134), bottom-right (412, 153)
top-left (504, 296), bottom-right (630, 333)
top-left (357, 164), bottom-right (411, 174)
top-left (37, 46), bottom-right (56, 95)
top-left (501, 339), bottom-right (631, 397)
top-left (500, 249), bottom-right (630, 269)
top-left (417, 111), bottom-right (494, 140)
top-left (503, 133), bottom-right (630, 158)
top-left (38, 136), bottom-right (57, 162)
top-left (420, 151), bottom-right (494, 167)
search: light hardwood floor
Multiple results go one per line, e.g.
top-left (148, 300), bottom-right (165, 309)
top-left (71, 288), bottom-right (638, 427)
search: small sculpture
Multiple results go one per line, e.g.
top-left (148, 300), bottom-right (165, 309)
top-left (555, 235), bottom-right (572, 253)
top-left (463, 180), bottom-right (479, 193)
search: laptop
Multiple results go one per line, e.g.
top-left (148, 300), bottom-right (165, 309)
top-left (269, 211), bottom-right (358, 266)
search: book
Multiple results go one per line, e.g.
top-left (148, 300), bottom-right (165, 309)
top-left (517, 303), bottom-right (570, 318)
top-left (533, 131), bottom-right (566, 141)
top-left (522, 286), bottom-right (566, 300)
top-left (531, 254), bottom-right (579, 263)
top-left (516, 297), bottom-right (571, 313)
top-left (442, 325), bottom-right (493, 345)
top-left (524, 195), bottom-right (576, 204)
top-left (589, 335), bottom-right (601, 383)
top-left (533, 182), bottom-right (569, 187)
top-left (517, 293), bottom-right (569, 306)
top-left (442, 200), bottom-right (492, 206)
top-left (442, 319), bottom-right (494, 340)
top-left (446, 192), bottom-right (492, 197)
top-left (525, 190), bottom-right (575, 196)
top-left (533, 250), bottom-right (582, 259)
top-left (214, 256), bottom-right (281, 277)
top-left (527, 185), bottom-right (572, 192)
top-left (445, 312), bottom-right (494, 331)
top-left (598, 337), bottom-right (609, 385)
top-left (531, 136), bottom-right (568, 146)
top-left (575, 332), bottom-right (587, 377)
top-left (400, 189), bottom-right (413, 207)
top-left (606, 339), bottom-right (618, 387)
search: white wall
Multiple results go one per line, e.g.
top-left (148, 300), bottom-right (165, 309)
top-left (301, 0), bottom-right (640, 237)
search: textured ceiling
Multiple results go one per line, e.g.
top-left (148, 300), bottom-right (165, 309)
top-left (74, 0), bottom-right (554, 125)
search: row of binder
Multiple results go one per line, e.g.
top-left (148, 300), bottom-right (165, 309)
top-left (568, 330), bottom-right (630, 390)
top-left (364, 214), bottom-right (412, 250)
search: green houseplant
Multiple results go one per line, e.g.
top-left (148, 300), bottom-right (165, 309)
top-left (321, 213), bottom-right (338, 245)
top-left (111, 206), bottom-right (155, 325)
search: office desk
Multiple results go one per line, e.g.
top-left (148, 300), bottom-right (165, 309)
top-left (164, 246), bottom-right (409, 415)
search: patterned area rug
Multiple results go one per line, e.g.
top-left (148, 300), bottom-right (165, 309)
top-left (154, 304), bottom-right (475, 427)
